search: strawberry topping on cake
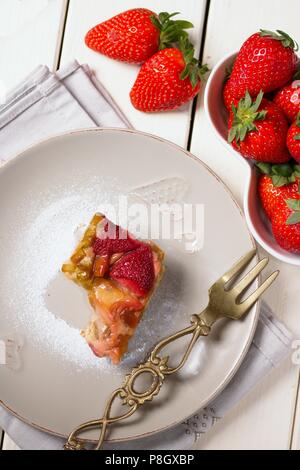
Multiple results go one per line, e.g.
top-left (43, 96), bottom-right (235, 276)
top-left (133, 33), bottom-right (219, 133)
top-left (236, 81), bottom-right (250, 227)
top-left (93, 219), bottom-right (141, 256)
top-left (110, 245), bottom-right (155, 296)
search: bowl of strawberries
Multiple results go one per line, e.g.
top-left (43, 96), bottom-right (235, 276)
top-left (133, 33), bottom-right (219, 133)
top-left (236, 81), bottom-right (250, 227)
top-left (205, 30), bottom-right (300, 265)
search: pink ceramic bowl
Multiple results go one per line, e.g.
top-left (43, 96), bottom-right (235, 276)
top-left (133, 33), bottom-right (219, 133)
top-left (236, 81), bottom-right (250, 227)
top-left (204, 52), bottom-right (300, 266)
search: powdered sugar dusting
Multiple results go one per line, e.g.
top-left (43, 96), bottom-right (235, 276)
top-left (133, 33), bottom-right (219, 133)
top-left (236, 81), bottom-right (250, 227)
top-left (1, 176), bottom-right (189, 375)
top-left (130, 177), bottom-right (188, 205)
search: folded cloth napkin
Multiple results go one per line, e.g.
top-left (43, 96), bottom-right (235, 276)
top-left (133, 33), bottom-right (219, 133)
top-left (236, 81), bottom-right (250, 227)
top-left (0, 61), bottom-right (294, 450)
top-left (0, 60), bottom-right (131, 161)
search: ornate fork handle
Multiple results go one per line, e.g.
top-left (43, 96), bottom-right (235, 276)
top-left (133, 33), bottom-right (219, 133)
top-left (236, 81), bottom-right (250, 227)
top-left (64, 314), bottom-right (211, 451)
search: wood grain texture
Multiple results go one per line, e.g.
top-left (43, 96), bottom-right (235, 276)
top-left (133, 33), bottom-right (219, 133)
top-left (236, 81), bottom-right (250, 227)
top-left (192, 358), bottom-right (299, 450)
top-left (60, 0), bottom-right (208, 147)
top-left (0, 0), bottom-right (69, 91)
top-left (190, 0), bottom-right (300, 450)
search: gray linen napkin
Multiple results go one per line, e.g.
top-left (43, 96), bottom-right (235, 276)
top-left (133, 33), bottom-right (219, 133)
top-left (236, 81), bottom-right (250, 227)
top-left (0, 61), bottom-right (294, 450)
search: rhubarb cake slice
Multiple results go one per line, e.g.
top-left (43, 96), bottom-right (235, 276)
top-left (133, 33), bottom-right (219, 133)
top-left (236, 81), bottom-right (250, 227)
top-left (62, 214), bottom-right (164, 364)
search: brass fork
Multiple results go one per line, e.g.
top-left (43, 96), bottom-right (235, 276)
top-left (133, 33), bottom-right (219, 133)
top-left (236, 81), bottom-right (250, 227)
top-left (64, 249), bottom-right (279, 450)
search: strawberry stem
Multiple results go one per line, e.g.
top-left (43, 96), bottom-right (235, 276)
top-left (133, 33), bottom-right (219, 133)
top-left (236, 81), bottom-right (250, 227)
top-left (228, 91), bottom-right (267, 144)
top-left (256, 161), bottom-right (300, 187)
top-left (286, 199), bottom-right (300, 225)
top-left (150, 12), bottom-right (194, 50)
top-left (178, 37), bottom-right (209, 88)
top-left (260, 29), bottom-right (299, 51)
top-left (151, 12), bottom-right (209, 88)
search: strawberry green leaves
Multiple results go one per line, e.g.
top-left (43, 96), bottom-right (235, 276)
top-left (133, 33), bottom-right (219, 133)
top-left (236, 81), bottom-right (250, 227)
top-left (228, 90), bottom-right (267, 143)
top-left (256, 162), bottom-right (273, 176)
top-left (150, 13), bottom-right (208, 89)
top-left (286, 198), bottom-right (300, 225)
top-left (260, 29), bottom-right (299, 51)
top-left (256, 161), bottom-right (300, 187)
top-left (179, 37), bottom-right (209, 88)
top-left (150, 12), bottom-right (193, 50)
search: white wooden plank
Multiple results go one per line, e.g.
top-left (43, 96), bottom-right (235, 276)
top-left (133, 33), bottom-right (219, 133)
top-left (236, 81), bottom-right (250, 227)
top-left (0, 0), bottom-right (69, 92)
top-left (190, 0), bottom-right (300, 450)
top-left (60, 0), bottom-right (208, 147)
top-left (2, 433), bottom-right (20, 451)
top-left (192, 359), bottom-right (298, 450)
top-left (201, 0), bottom-right (299, 68)
top-left (259, 255), bottom-right (300, 443)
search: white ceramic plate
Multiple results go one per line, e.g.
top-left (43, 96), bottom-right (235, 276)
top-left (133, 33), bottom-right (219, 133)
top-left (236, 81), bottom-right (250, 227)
top-left (0, 128), bottom-right (259, 443)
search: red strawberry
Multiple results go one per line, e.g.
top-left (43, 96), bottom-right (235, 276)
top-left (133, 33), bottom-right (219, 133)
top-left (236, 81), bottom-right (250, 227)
top-left (287, 113), bottom-right (300, 162)
top-left (272, 198), bottom-right (300, 253)
top-left (223, 79), bottom-right (238, 111)
top-left (274, 74), bottom-right (300, 122)
top-left (257, 162), bottom-right (300, 219)
top-left (110, 245), bottom-right (155, 296)
top-left (227, 30), bottom-right (298, 102)
top-left (85, 9), bottom-right (193, 64)
top-left (130, 38), bottom-right (208, 112)
top-left (228, 91), bottom-right (290, 163)
top-left (93, 219), bottom-right (141, 256)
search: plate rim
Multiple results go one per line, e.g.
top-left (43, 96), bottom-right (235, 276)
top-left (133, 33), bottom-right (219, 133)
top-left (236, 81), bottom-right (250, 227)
top-left (0, 127), bottom-right (259, 443)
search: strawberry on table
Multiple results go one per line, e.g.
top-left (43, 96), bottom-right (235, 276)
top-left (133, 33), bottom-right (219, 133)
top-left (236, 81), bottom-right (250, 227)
top-left (274, 73), bottom-right (300, 122)
top-left (228, 91), bottom-right (290, 163)
top-left (226, 30), bottom-right (298, 103)
top-left (287, 113), bottom-right (300, 162)
top-left (85, 9), bottom-right (193, 64)
top-left (130, 38), bottom-right (209, 112)
top-left (257, 162), bottom-right (300, 219)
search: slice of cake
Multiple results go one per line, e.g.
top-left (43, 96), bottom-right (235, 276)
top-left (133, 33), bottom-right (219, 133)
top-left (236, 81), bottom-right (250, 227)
top-left (62, 214), bottom-right (164, 364)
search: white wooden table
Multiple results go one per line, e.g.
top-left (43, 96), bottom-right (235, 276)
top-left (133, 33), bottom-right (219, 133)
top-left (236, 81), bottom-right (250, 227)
top-left (1, 0), bottom-right (300, 451)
